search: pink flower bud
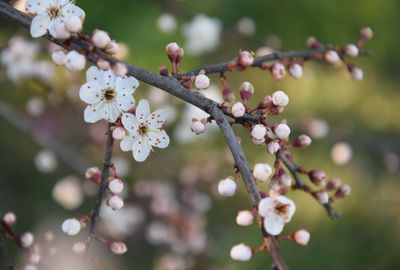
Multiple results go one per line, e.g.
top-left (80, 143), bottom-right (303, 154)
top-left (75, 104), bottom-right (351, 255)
top-left (258, 95), bottom-right (272, 109)
top-left (51, 50), bottom-right (66, 65)
top-left (251, 124), bottom-right (267, 140)
top-left (194, 74), bottom-right (210, 90)
top-left (97, 59), bottom-right (111, 70)
top-left (54, 23), bottom-right (71, 39)
top-left (293, 134), bottom-right (312, 147)
top-left (105, 41), bottom-right (120, 55)
top-left (293, 229), bottom-right (310, 246)
top-left (108, 195), bottom-right (124, 210)
top-left (108, 178), bottom-right (124, 194)
top-left (289, 63), bottom-right (303, 78)
top-left (232, 102), bottom-right (245, 117)
top-left (92, 30), bottom-right (111, 49)
top-left (345, 44), bottom-right (359, 57)
top-left (20, 232), bottom-right (34, 248)
top-left (113, 62), bottom-right (128, 76)
top-left (360, 27), bottom-right (373, 41)
top-left (2, 212), bottom-right (16, 226)
top-left (306, 36), bottom-right (321, 48)
top-left (272, 90), bottom-right (289, 107)
top-left (112, 127), bottom-right (126, 140)
top-left (271, 63), bottom-right (286, 80)
top-left (230, 243), bottom-right (252, 261)
top-left (253, 163), bottom-right (273, 181)
top-left (85, 167), bottom-right (101, 184)
top-left (217, 178), bottom-right (237, 196)
top-left (267, 141), bottom-right (280, 154)
top-left (280, 173), bottom-right (292, 187)
top-left (325, 50), bottom-right (340, 64)
top-left (165, 42), bottom-right (180, 55)
top-left (239, 81), bottom-right (254, 102)
top-left (335, 184), bottom-right (351, 198)
top-left (326, 177), bottom-right (342, 191)
top-left (236, 211), bottom-right (254, 226)
top-left (315, 191), bottom-right (329, 204)
top-left (238, 51), bottom-right (254, 67)
top-left (274, 123), bottom-right (291, 139)
top-left (308, 170), bottom-right (326, 187)
top-left (191, 120), bottom-right (206, 135)
top-left (110, 242), bottom-right (127, 255)
top-left (64, 51), bottom-right (86, 71)
top-left (65, 16), bottom-right (82, 33)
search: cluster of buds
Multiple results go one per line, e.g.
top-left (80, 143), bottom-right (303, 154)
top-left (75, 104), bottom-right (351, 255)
top-left (51, 49), bottom-right (86, 71)
top-left (52, 15), bottom-right (84, 40)
top-left (107, 178), bottom-right (125, 210)
top-left (165, 42), bottom-right (184, 75)
top-left (2, 212), bottom-right (35, 248)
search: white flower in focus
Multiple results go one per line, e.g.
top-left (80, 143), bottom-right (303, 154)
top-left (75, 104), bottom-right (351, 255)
top-left (217, 178), bottom-right (237, 196)
top-left (61, 218), bottom-right (81, 236)
top-left (253, 163), bottom-right (273, 181)
top-left (258, 195), bottom-right (296, 235)
top-left (25, 0), bottom-right (85, 38)
top-left (182, 14), bottom-right (222, 55)
top-left (79, 66), bottom-right (138, 123)
top-left (120, 100), bottom-right (170, 162)
top-left (230, 243), bottom-right (252, 261)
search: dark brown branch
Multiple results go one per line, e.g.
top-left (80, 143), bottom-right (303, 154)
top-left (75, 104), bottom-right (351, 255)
top-left (0, 234), bottom-right (13, 270)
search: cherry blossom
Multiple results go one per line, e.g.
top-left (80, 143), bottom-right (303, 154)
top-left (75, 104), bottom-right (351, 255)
top-left (79, 66), bottom-right (138, 123)
top-left (120, 100), bottom-right (170, 162)
top-left (26, 0), bottom-right (85, 38)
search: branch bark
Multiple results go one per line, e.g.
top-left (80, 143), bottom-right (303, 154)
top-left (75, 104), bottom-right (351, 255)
top-left (0, 234), bottom-right (13, 270)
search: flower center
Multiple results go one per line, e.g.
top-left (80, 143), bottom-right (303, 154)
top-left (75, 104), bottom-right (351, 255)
top-left (103, 88), bottom-right (116, 101)
top-left (47, 6), bottom-right (62, 19)
top-left (274, 203), bottom-right (290, 215)
top-left (138, 123), bottom-right (149, 136)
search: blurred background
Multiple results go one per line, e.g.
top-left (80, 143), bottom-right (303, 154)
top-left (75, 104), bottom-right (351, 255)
top-left (1, 0), bottom-right (400, 269)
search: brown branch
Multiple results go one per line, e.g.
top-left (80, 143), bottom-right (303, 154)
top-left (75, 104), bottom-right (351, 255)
top-left (0, 234), bottom-right (14, 270)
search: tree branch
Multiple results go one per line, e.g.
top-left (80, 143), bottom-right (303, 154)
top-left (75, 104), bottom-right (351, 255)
top-left (0, 234), bottom-right (13, 270)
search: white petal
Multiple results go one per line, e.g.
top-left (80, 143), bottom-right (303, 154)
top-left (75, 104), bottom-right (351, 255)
top-left (62, 3), bottom-right (85, 20)
top-left (116, 95), bottom-right (135, 111)
top-left (258, 197), bottom-right (275, 218)
top-left (276, 196), bottom-right (296, 222)
top-left (56, 0), bottom-right (70, 6)
top-left (120, 135), bottom-right (135, 152)
top-left (135, 99), bottom-right (150, 122)
top-left (47, 19), bottom-right (63, 38)
top-left (84, 103), bottom-right (104, 123)
top-left (132, 137), bottom-right (151, 162)
top-left (86, 66), bottom-right (104, 84)
top-left (146, 109), bottom-right (165, 129)
top-left (30, 14), bottom-right (51, 38)
top-left (103, 103), bottom-right (121, 123)
top-left (101, 69), bottom-right (117, 89)
top-left (147, 130), bottom-right (169, 149)
top-left (264, 216), bottom-right (285, 236)
top-left (115, 76), bottom-right (139, 95)
top-left (121, 113), bottom-right (139, 134)
top-left (79, 81), bottom-right (102, 104)
top-left (25, 0), bottom-right (49, 14)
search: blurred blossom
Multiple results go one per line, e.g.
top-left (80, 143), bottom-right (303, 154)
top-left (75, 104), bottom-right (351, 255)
top-left (52, 175), bottom-right (83, 210)
top-left (112, 156), bottom-right (130, 178)
top-left (34, 149), bottom-right (58, 173)
top-left (256, 46), bottom-right (274, 57)
top-left (237, 17), bottom-right (256, 36)
top-left (155, 253), bottom-right (187, 270)
top-left (305, 118), bottom-right (330, 139)
top-left (265, 35), bottom-right (282, 50)
top-left (147, 86), bottom-right (170, 106)
top-left (174, 84), bottom-right (222, 143)
top-left (12, 0), bottom-right (27, 12)
top-left (331, 142), bottom-right (353, 165)
top-left (383, 151), bottom-right (399, 172)
top-left (146, 221), bottom-right (176, 245)
top-left (100, 204), bottom-right (145, 237)
top-left (182, 14), bottom-right (222, 55)
top-left (179, 165), bottom-right (200, 186)
top-left (157, 13), bottom-right (177, 34)
top-left (26, 96), bottom-right (46, 117)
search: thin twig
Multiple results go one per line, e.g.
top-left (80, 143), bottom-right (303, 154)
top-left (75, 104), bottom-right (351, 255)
top-left (0, 234), bottom-right (13, 270)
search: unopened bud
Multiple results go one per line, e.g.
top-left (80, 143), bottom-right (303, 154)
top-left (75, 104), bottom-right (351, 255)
top-left (2, 212), bottom-right (16, 226)
top-left (105, 41), bottom-right (120, 55)
top-left (350, 67), bottom-right (363, 81)
top-left (112, 62), bottom-right (128, 76)
top-left (112, 127), bottom-right (126, 140)
top-left (267, 141), bottom-right (280, 154)
top-left (238, 51), bottom-right (254, 67)
top-left (326, 177), bottom-right (342, 191)
top-left (315, 191), bottom-right (329, 204)
top-left (54, 23), bottom-right (71, 39)
top-left (308, 170), bottom-right (326, 187)
top-left (85, 167), bottom-right (101, 184)
top-left (271, 62), bottom-right (286, 80)
top-left (231, 102), bottom-right (246, 117)
top-left (251, 124), bottom-right (267, 140)
top-left (306, 36), bottom-right (321, 49)
top-left (274, 123), bottom-right (291, 140)
top-left (65, 16), bottom-right (82, 33)
top-left (92, 30), bottom-right (111, 49)
top-left (293, 229), bottom-right (310, 246)
top-left (325, 50), bottom-right (340, 64)
top-left (289, 63), bottom-right (303, 78)
top-left (359, 27), bottom-right (373, 41)
top-left (293, 134), bottom-right (312, 147)
top-left (236, 211), bottom-right (254, 226)
top-left (191, 120), bottom-right (206, 135)
top-left (97, 59), bottom-right (111, 70)
top-left (335, 184), bottom-right (351, 198)
top-left (194, 74), bottom-right (210, 90)
top-left (239, 81), bottom-right (254, 102)
top-left (345, 44), bottom-right (359, 57)
top-left (20, 232), bottom-right (34, 248)
top-left (108, 178), bottom-right (124, 194)
top-left (110, 242), bottom-right (127, 255)
top-left (271, 90), bottom-right (289, 107)
top-left (108, 195), bottom-right (124, 210)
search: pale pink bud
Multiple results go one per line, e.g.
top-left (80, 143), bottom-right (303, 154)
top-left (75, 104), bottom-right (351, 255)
top-left (308, 170), bottom-right (326, 187)
top-left (289, 63), bottom-right (303, 78)
top-left (112, 127), bottom-right (126, 140)
top-left (360, 27), bottom-right (373, 40)
top-left (110, 242), bottom-right (127, 255)
top-left (280, 173), bottom-right (292, 187)
top-left (271, 63), bottom-right (286, 80)
top-left (230, 243), bottom-right (252, 261)
top-left (345, 44), bottom-right (359, 57)
top-left (108, 178), bottom-right (124, 194)
top-left (85, 167), bottom-right (101, 184)
top-left (2, 212), bottom-right (16, 226)
top-left (232, 102), bottom-right (245, 117)
top-left (165, 42), bottom-right (180, 54)
top-left (293, 134), bottom-right (312, 147)
top-left (274, 123), bottom-right (291, 139)
top-left (326, 177), bottom-right (342, 191)
top-left (251, 124), bottom-right (267, 140)
top-left (293, 229), bottom-right (310, 246)
top-left (51, 50), bottom-right (66, 65)
top-left (194, 74), bottom-right (210, 90)
top-left (97, 59), bottom-right (111, 70)
top-left (272, 90), bottom-right (289, 107)
top-left (61, 218), bottom-right (81, 236)
top-left (351, 67), bottom-right (363, 81)
top-left (20, 232), bottom-right (34, 248)
top-left (239, 81), bottom-right (254, 102)
top-left (315, 191), bottom-right (329, 204)
top-left (238, 51), bottom-right (254, 67)
top-left (335, 184), bottom-right (351, 198)
top-left (105, 41), bottom-right (120, 55)
top-left (113, 62), bottom-right (128, 76)
top-left (29, 253), bottom-right (41, 264)
top-left (267, 141), bottom-right (281, 154)
top-left (108, 195), bottom-right (124, 210)
top-left (306, 36), bottom-right (320, 48)
top-left (236, 210), bottom-right (254, 226)
top-left (64, 51), bottom-right (86, 71)
top-left (191, 120), bottom-right (206, 135)
top-left (253, 163), bottom-right (273, 181)
top-left (217, 178), bottom-right (237, 196)
top-left (54, 23), bottom-right (71, 39)
top-left (92, 30), bottom-right (111, 49)
top-left (72, 241), bottom-right (86, 254)
top-left (325, 50), bottom-right (340, 64)
top-left (258, 95), bottom-right (272, 109)
top-left (65, 16), bottom-right (82, 33)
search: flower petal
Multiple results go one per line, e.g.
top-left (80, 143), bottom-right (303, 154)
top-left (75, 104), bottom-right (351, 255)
top-left (135, 99), bottom-right (150, 122)
top-left (115, 76), bottom-right (139, 95)
top-left (62, 3), bottom-right (85, 20)
top-left (122, 113), bottom-right (139, 134)
top-left (79, 81), bottom-right (102, 104)
top-left (25, 0), bottom-right (49, 14)
top-left (30, 14), bottom-right (51, 38)
top-left (120, 135), bottom-right (135, 152)
top-left (103, 102), bottom-right (121, 123)
top-left (263, 216), bottom-right (285, 236)
top-left (258, 197), bottom-right (275, 218)
top-left (101, 69), bottom-right (117, 89)
top-left (86, 66), bottom-right (104, 85)
top-left (132, 137), bottom-right (151, 162)
top-left (146, 109), bottom-right (165, 129)
top-left (147, 130), bottom-right (169, 149)
top-left (116, 94), bottom-right (135, 111)
top-left (84, 103), bottom-right (104, 123)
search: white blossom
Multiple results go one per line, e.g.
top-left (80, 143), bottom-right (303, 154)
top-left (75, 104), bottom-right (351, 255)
top-left (120, 100), bottom-right (170, 162)
top-left (61, 218), bottom-right (81, 236)
top-left (26, 0), bottom-right (85, 38)
top-left (253, 163), bottom-right (273, 181)
top-left (51, 50), bottom-right (66, 65)
top-left (230, 243), bottom-right (252, 261)
top-left (79, 66), bottom-right (138, 123)
top-left (217, 178), bottom-right (237, 196)
top-left (258, 195), bottom-right (296, 235)
top-left (289, 63), bottom-right (303, 78)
